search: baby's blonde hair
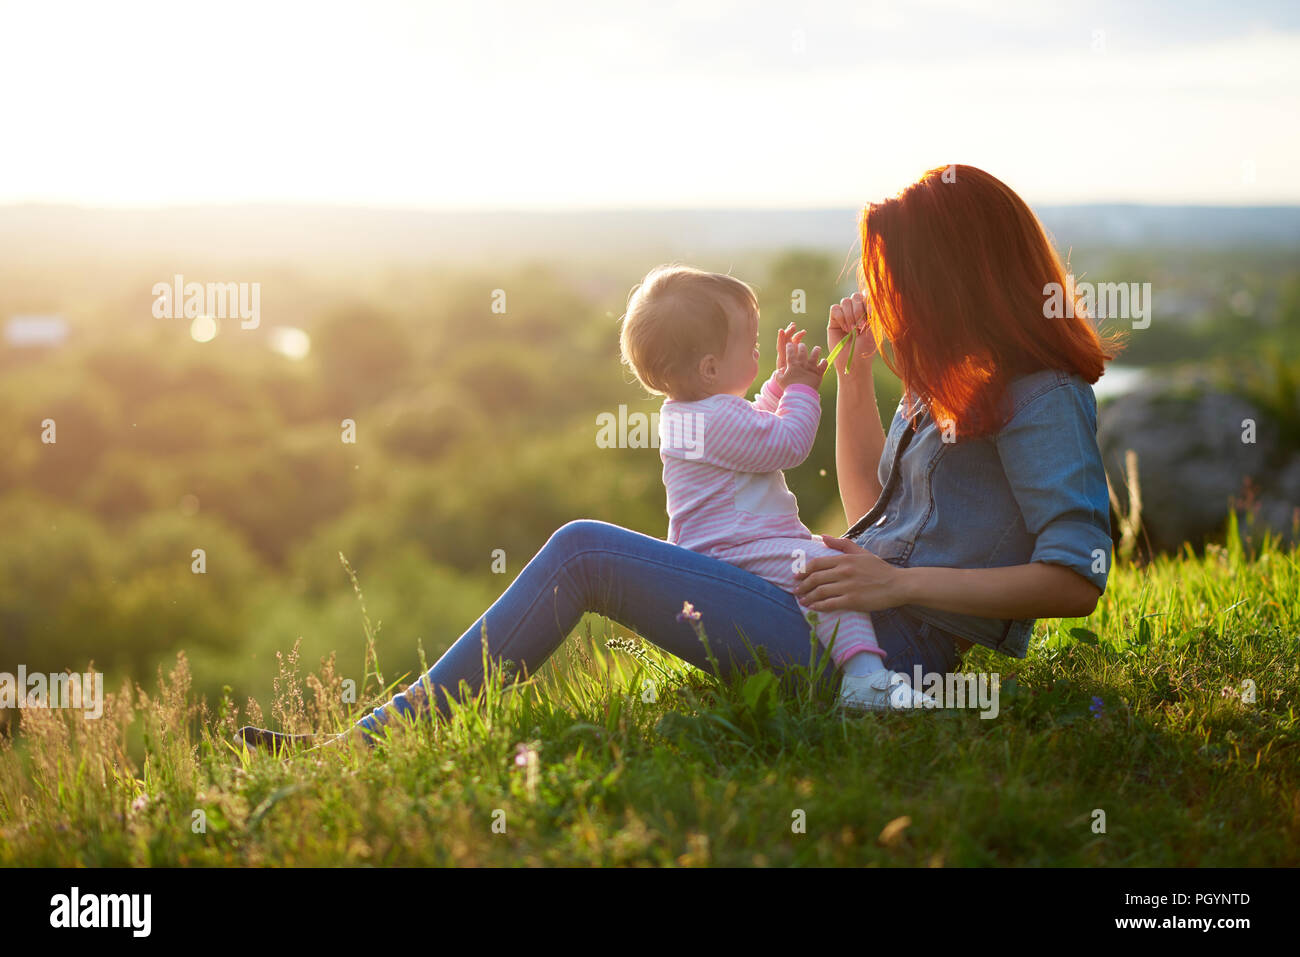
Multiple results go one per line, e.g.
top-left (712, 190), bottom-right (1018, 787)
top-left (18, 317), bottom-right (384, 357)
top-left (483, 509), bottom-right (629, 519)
top-left (619, 264), bottom-right (758, 398)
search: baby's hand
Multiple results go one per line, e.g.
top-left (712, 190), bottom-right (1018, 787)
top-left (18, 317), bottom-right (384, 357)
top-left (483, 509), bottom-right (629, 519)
top-left (776, 340), bottom-right (828, 391)
top-left (775, 322), bottom-right (807, 379)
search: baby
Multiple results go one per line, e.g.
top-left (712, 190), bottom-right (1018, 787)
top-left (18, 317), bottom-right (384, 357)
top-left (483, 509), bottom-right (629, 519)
top-left (619, 264), bottom-right (925, 711)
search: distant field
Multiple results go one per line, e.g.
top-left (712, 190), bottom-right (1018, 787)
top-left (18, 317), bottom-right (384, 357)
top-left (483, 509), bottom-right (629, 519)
top-left (3, 203), bottom-right (1300, 264)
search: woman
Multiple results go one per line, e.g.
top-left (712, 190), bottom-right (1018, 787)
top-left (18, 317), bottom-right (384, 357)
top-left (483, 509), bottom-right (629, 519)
top-left (237, 164), bottom-right (1119, 751)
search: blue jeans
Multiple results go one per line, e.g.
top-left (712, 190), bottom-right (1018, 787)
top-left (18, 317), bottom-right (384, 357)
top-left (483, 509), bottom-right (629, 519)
top-left (358, 520), bottom-right (962, 731)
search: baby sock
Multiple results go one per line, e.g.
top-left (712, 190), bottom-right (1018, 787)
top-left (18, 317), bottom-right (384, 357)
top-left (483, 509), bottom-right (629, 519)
top-left (841, 649), bottom-right (888, 677)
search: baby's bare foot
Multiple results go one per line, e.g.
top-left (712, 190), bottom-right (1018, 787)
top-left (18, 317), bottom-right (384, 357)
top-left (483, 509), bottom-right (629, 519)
top-left (233, 726), bottom-right (322, 753)
top-left (234, 725), bottom-right (375, 755)
top-left (304, 725), bottom-right (375, 754)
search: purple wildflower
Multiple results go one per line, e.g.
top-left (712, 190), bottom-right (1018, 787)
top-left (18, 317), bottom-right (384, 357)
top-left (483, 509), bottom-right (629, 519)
top-left (676, 601), bottom-right (702, 623)
top-left (1089, 695), bottom-right (1104, 719)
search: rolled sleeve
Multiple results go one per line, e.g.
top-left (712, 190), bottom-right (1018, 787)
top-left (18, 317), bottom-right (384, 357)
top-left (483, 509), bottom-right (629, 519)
top-left (693, 388), bottom-right (821, 473)
top-left (751, 373), bottom-right (785, 413)
top-left (994, 380), bottom-right (1113, 593)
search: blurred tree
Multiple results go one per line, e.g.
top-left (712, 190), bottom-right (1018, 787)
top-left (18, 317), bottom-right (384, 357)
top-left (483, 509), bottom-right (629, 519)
top-left (313, 303), bottom-right (413, 412)
top-left (22, 391), bottom-right (120, 498)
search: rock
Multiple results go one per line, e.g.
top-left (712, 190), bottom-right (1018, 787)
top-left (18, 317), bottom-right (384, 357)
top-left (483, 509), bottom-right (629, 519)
top-left (1096, 379), bottom-right (1298, 552)
top-left (1254, 457), bottom-right (1300, 542)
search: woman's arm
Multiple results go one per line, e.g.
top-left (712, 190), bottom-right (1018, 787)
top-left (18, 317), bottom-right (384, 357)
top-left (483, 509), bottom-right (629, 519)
top-left (896, 562), bottom-right (1101, 620)
top-left (836, 367), bottom-right (885, 525)
top-left (793, 536), bottom-right (1102, 620)
top-left (831, 295), bottom-right (886, 525)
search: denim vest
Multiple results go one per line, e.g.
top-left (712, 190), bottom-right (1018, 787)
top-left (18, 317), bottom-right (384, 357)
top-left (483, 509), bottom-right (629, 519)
top-left (843, 368), bottom-right (1113, 658)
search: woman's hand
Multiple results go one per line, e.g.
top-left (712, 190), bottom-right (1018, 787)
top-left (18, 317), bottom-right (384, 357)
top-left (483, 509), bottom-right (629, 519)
top-left (774, 322), bottom-right (806, 380)
top-left (828, 293), bottom-right (877, 376)
top-left (793, 535), bottom-right (910, 612)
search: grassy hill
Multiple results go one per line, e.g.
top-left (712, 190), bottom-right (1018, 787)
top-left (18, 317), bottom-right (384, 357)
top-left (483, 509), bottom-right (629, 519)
top-left (2, 516), bottom-right (1295, 867)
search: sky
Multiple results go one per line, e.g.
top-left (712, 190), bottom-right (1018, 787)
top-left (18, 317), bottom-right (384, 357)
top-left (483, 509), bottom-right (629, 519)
top-left (0, 0), bottom-right (1297, 208)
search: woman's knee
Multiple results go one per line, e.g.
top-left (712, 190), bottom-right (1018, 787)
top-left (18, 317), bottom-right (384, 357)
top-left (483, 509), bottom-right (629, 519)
top-left (917, 625), bottom-right (961, 676)
top-left (544, 519), bottom-right (614, 558)
top-left (875, 610), bottom-right (961, 676)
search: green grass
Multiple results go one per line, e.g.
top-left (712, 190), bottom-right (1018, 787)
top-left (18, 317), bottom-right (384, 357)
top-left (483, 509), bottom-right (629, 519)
top-left (1, 517), bottom-right (1297, 867)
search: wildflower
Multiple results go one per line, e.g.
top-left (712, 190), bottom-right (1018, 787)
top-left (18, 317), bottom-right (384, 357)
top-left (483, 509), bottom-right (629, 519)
top-left (1089, 696), bottom-right (1104, 719)
top-left (675, 600), bottom-right (719, 676)
top-left (514, 742), bottom-right (540, 801)
top-left (131, 794), bottom-right (150, 812)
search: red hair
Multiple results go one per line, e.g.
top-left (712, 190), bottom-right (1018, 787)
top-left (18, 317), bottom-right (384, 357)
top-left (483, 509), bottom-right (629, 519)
top-left (859, 165), bottom-right (1122, 438)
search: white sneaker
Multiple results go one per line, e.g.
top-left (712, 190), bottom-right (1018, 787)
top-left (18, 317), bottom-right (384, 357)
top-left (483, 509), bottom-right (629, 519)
top-left (838, 670), bottom-right (938, 713)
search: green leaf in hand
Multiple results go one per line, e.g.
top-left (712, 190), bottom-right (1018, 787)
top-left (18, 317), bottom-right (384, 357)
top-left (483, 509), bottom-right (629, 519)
top-left (826, 325), bottom-right (858, 373)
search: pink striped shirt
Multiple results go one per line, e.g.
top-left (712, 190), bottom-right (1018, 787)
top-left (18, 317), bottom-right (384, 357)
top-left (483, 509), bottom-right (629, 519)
top-left (657, 373), bottom-right (882, 663)
top-left (658, 375), bottom-right (821, 551)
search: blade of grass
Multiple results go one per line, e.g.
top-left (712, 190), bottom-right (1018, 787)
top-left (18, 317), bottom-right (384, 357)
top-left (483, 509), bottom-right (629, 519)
top-left (825, 326), bottom-right (858, 373)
